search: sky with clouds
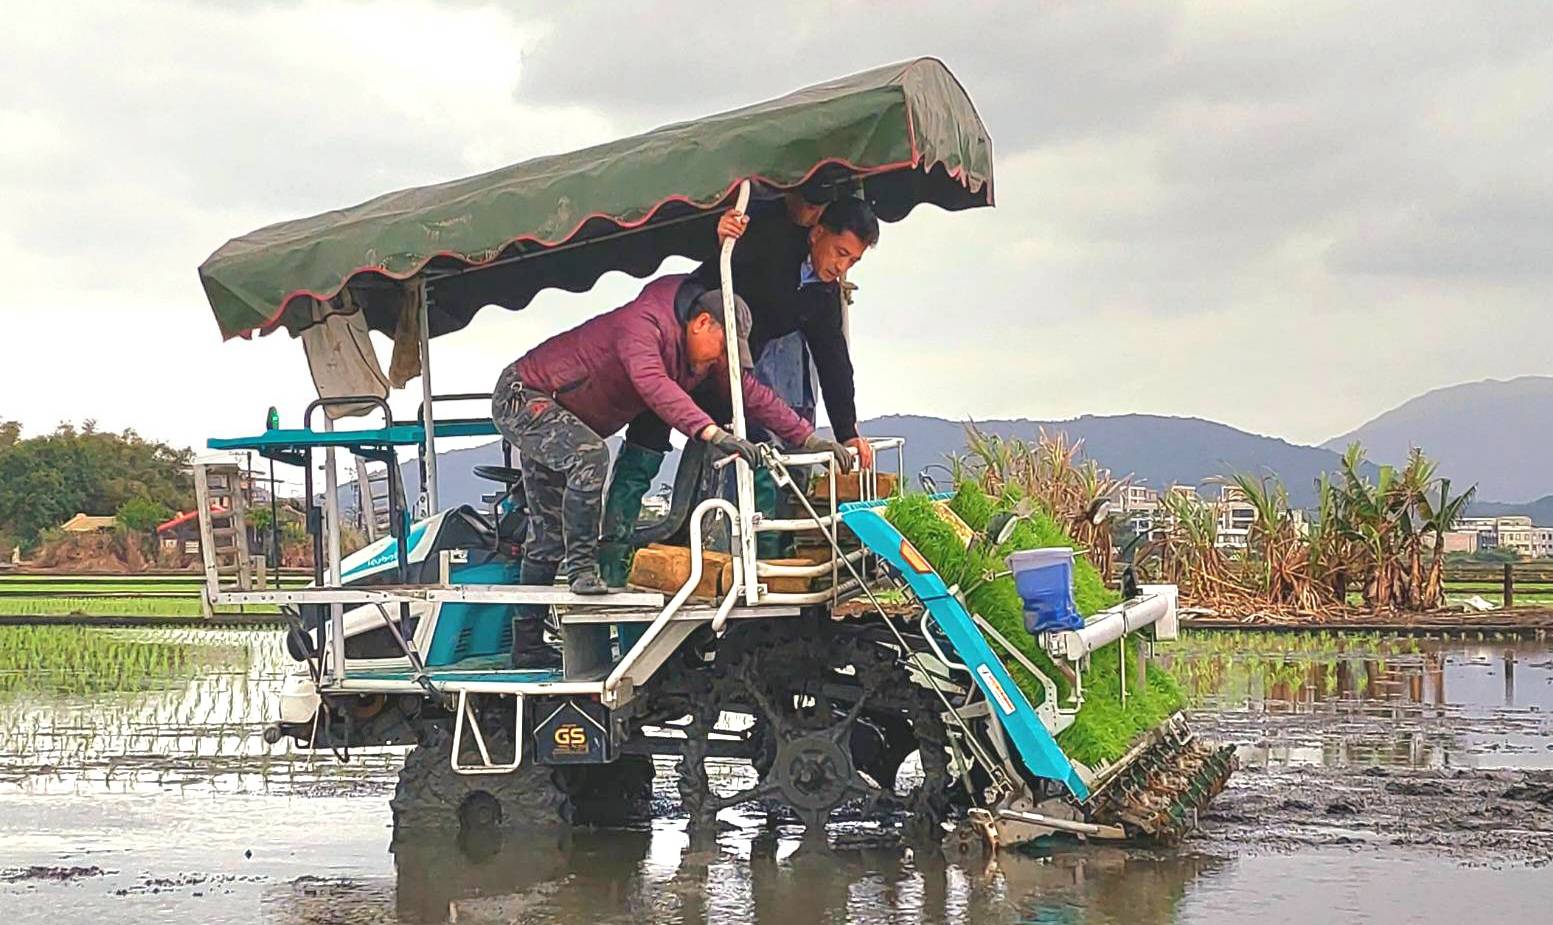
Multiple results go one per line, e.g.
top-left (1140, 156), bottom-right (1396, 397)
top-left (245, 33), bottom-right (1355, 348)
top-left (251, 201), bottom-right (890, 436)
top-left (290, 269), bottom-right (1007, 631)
top-left (2, 0), bottom-right (1548, 455)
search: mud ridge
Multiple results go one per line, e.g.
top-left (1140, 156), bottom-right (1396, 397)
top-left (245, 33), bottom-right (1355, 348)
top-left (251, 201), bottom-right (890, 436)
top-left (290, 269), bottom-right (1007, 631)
top-left (1192, 765), bottom-right (1553, 863)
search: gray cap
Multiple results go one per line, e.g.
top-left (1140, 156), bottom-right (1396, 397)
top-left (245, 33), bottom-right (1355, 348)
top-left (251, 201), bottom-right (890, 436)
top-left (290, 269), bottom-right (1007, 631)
top-left (690, 289), bottom-right (755, 369)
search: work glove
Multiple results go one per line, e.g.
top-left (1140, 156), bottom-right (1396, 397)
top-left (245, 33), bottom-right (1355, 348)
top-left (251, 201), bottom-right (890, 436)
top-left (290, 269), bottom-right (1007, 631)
top-left (705, 426), bottom-right (762, 468)
top-left (802, 434), bottom-right (855, 474)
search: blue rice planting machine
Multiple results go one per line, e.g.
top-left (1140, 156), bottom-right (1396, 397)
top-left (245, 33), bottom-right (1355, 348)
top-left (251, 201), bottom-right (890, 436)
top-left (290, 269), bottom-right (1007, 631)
top-left (193, 60), bottom-right (1233, 853)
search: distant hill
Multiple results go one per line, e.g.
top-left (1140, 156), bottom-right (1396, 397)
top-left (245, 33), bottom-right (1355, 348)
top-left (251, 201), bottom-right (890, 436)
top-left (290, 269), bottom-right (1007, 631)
top-left (1469, 495), bottom-right (1553, 526)
top-left (375, 412), bottom-right (1371, 512)
top-left (1324, 376), bottom-right (1553, 503)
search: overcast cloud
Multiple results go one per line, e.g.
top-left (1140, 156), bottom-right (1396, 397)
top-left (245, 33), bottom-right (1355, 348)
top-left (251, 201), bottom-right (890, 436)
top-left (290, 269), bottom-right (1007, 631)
top-left (1, 0), bottom-right (1549, 455)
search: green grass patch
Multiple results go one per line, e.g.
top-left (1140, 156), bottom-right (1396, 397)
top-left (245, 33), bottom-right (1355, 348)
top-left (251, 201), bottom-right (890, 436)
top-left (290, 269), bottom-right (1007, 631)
top-left (0, 596), bottom-right (280, 617)
top-left (886, 484), bottom-right (1184, 768)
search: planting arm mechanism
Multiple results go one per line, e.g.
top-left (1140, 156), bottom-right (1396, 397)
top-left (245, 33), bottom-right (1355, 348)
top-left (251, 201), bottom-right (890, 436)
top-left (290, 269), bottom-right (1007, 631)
top-left (839, 500), bottom-right (1090, 800)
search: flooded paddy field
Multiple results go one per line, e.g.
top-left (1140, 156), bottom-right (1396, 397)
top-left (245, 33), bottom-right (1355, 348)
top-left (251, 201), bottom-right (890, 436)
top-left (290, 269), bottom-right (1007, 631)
top-left (0, 628), bottom-right (1550, 924)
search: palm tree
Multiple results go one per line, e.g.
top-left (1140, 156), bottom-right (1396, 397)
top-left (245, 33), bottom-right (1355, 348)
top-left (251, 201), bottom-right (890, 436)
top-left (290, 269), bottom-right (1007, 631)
top-left (1417, 477), bottom-right (1476, 607)
top-left (1335, 443), bottom-right (1402, 611)
top-left (1393, 448), bottom-right (1438, 608)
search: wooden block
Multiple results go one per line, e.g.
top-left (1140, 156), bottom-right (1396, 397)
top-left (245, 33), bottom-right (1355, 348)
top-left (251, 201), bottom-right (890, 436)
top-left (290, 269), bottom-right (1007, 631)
top-left (699, 550), bottom-right (733, 599)
top-left (809, 471), bottom-right (899, 503)
top-left (627, 544), bottom-right (731, 600)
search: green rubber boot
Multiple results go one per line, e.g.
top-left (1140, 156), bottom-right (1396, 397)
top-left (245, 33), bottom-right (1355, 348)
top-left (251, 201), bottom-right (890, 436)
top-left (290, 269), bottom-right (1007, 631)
top-left (597, 442), bottom-right (665, 587)
top-left (754, 467), bottom-right (792, 559)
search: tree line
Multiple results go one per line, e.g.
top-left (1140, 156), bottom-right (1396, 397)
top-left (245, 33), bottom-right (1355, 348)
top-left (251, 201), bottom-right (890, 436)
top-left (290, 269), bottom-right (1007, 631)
top-left (0, 419), bottom-right (193, 553)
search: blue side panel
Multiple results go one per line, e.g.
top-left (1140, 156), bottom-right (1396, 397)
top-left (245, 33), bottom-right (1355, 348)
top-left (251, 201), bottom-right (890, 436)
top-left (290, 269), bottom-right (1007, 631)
top-left (839, 501), bottom-right (1090, 800)
top-left (424, 561), bottom-right (521, 666)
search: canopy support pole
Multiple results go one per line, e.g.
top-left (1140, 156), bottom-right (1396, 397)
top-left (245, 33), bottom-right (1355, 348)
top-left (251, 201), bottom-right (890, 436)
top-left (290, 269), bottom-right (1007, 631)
top-left (323, 417), bottom-right (346, 682)
top-left (720, 180), bottom-right (759, 606)
top-left (418, 280), bottom-right (439, 516)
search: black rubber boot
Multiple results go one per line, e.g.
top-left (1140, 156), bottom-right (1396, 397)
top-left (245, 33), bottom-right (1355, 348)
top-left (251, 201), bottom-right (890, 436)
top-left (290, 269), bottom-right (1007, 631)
top-left (598, 443), bottom-right (665, 587)
top-left (513, 558), bottom-right (562, 669)
top-left (569, 568), bottom-right (609, 595)
top-left (510, 618), bottom-right (562, 670)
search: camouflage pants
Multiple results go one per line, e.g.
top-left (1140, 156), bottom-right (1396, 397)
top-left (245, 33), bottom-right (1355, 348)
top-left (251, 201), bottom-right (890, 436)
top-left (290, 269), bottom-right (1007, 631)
top-left (492, 367), bottom-right (609, 577)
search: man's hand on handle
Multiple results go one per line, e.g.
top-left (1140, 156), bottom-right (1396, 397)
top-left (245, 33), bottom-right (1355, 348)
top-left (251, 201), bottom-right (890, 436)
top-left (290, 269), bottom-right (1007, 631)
top-left (701, 424), bottom-right (761, 468)
top-left (803, 434), bottom-right (855, 474)
top-left (844, 436), bottom-right (875, 470)
top-left (717, 210), bottom-right (749, 242)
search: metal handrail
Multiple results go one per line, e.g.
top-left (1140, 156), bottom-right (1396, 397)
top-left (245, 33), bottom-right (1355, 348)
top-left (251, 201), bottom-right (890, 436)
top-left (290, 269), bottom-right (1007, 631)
top-left (605, 498), bottom-right (737, 699)
top-left (755, 548), bottom-right (867, 577)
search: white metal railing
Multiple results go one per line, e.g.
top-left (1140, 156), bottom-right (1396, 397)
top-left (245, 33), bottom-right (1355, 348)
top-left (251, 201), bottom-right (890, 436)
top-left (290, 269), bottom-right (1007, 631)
top-left (605, 498), bottom-right (739, 701)
top-left (755, 548), bottom-right (867, 577)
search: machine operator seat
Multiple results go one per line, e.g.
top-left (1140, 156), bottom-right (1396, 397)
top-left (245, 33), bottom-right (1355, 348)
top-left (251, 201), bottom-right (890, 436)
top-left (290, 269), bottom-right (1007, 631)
top-left (472, 465), bottom-right (523, 485)
top-left (627, 439), bottom-right (718, 550)
top-left (474, 465), bottom-right (529, 552)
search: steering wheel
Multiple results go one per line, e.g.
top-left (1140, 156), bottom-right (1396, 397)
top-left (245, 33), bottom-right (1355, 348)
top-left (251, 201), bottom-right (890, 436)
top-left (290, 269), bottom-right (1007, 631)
top-left (473, 465), bottom-right (524, 485)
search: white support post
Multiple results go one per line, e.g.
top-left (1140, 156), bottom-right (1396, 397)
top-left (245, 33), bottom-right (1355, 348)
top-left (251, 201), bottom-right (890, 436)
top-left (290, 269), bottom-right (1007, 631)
top-left (720, 180), bottom-right (759, 606)
top-left (193, 463), bottom-right (219, 619)
top-left (418, 281), bottom-right (440, 516)
top-left (323, 418), bottom-right (345, 682)
top-left (354, 457), bottom-right (378, 541)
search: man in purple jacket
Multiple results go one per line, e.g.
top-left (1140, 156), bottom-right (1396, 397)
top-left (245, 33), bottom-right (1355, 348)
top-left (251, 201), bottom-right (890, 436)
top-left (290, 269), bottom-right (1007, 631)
top-left (492, 274), bottom-right (852, 668)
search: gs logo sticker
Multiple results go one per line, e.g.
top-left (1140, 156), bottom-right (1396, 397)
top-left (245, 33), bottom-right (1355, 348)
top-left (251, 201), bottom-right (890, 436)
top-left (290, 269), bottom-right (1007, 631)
top-left (553, 723), bottom-right (589, 753)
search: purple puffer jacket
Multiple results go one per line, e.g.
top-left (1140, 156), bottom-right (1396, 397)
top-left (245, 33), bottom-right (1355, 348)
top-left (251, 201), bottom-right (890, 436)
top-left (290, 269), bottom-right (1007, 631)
top-left (511, 275), bottom-right (813, 445)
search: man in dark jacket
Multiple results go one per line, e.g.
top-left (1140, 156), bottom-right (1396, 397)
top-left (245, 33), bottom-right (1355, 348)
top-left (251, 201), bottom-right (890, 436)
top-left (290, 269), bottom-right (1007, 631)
top-left (598, 196), bottom-right (880, 583)
top-left (493, 274), bottom-right (852, 668)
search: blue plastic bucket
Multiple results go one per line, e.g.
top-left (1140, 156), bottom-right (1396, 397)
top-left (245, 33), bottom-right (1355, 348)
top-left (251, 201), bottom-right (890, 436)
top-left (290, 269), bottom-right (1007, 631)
top-left (1007, 547), bottom-right (1084, 633)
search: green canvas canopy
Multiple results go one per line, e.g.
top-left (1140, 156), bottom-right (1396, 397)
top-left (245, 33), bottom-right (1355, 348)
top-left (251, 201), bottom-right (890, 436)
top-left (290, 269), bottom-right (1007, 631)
top-left (198, 57), bottom-right (993, 342)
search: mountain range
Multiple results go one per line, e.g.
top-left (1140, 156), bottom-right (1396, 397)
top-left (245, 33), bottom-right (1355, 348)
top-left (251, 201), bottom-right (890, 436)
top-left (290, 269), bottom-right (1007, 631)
top-left (350, 376), bottom-right (1553, 520)
top-left (1323, 375), bottom-right (1553, 504)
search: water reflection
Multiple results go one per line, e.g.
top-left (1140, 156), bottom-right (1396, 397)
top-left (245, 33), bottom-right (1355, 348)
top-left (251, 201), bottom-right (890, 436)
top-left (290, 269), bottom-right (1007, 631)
top-left (1163, 633), bottom-right (1553, 770)
top-left (263, 823), bottom-right (1223, 925)
top-left (0, 628), bottom-right (402, 795)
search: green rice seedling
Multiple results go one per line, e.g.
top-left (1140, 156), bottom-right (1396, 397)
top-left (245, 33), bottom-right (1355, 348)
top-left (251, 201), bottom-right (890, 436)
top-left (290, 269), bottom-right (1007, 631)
top-left (0, 627), bottom-right (244, 696)
top-left (887, 484), bottom-right (1184, 767)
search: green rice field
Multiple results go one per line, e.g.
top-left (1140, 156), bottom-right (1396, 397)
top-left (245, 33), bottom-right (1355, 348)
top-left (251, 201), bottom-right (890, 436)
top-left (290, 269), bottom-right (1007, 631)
top-left (0, 573), bottom-right (308, 618)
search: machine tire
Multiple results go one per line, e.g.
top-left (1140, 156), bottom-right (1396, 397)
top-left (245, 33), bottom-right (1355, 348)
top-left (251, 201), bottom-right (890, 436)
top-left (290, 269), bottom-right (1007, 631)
top-left (391, 729), bottom-right (658, 833)
top-left (555, 755), bottom-right (657, 826)
top-left (391, 727), bottom-right (573, 834)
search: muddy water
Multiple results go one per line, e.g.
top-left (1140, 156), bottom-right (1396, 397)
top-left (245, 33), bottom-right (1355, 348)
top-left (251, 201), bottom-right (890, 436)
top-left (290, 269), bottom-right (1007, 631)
top-left (0, 629), bottom-right (1550, 924)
